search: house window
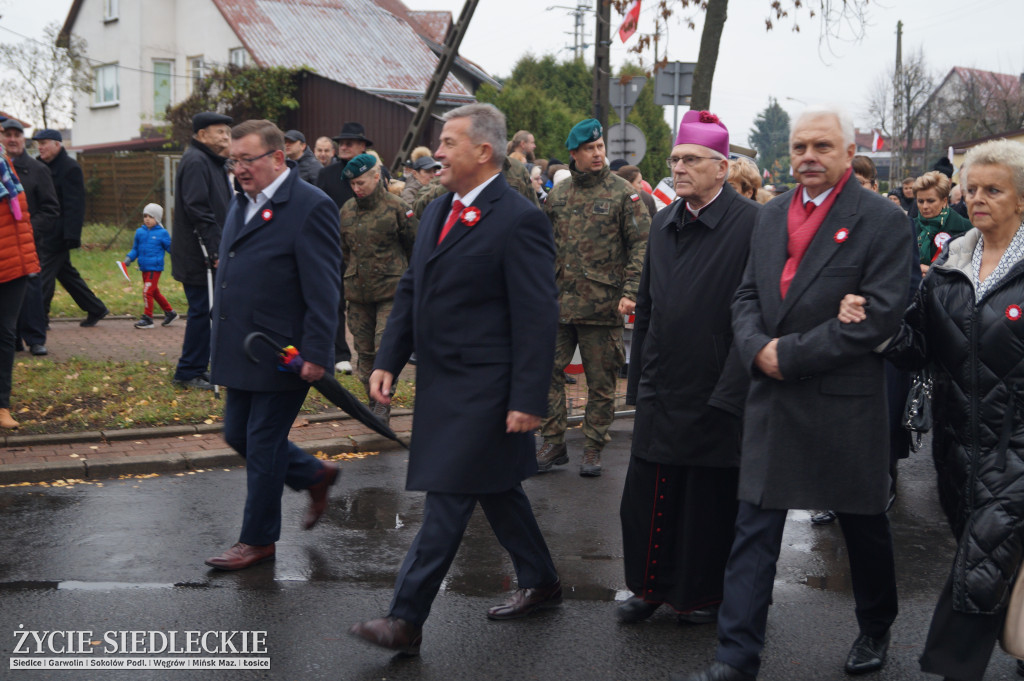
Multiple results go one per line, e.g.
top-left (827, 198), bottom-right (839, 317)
top-left (229, 48), bottom-right (247, 67)
top-left (93, 64), bottom-right (119, 106)
top-left (103, 0), bottom-right (118, 21)
top-left (153, 60), bottom-right (173, 117)
top-left (189, 56), bottom-right (206, 93)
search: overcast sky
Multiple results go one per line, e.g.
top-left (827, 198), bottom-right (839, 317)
top-left (3, 0), bottom-right (1022, 148)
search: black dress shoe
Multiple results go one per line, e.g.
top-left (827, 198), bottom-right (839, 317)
top-left (616, 596), bottom-right (659, 623)
top-left (349, 616), bottom-right (422, 655)
top-left (845, 631), bottom-right (890, 675)
top-left (677, 603), bottom-right (719, 624)
top-left (80, 309), bottom-right (109, 327)
top-left (670, 661), bottom-right (756, 681)
top-left (30, 344), bottom-right (48, 356)
top-left (486, 581), bottom-right (562, 619)
top-left (811, 510), bottom-right (837, 525)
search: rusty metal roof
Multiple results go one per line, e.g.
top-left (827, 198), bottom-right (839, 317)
top-left (212, 0), bottom-right (475, 104)
top-left (409, 10), bottom-right (451, 44)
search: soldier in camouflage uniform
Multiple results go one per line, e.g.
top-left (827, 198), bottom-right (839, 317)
top-left (339, 153), bottom-right (418, 424)
top-left (538, 119), bottom-right (650, 477)
top-left (412, 155), bottom-right (539, 218)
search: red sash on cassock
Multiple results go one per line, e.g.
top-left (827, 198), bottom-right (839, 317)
top-left (780, 167), bottom-right (852, 298)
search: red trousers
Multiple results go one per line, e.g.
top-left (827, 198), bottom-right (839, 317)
top-left (141, 271), bottom-right (172, 317)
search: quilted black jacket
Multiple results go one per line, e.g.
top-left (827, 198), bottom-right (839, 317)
top-left (886, 228), bottom-right (1024, 614)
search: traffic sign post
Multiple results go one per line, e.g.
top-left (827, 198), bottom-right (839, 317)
top-left (654, 61), bottom-right (695, 135)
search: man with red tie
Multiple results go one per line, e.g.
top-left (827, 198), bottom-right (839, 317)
top-left (680, 107), bottom-right (913, 681)
top-left (348, 103), bottom-right (562, 654)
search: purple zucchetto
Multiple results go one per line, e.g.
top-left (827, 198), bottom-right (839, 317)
top-left (674, 110), bottom-right (729, 156)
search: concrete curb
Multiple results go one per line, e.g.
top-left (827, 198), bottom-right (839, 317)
top-left (0, 409), bottom-right (413, 448)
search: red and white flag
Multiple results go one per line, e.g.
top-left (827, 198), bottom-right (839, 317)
top-left (618, 0), bottom-right (641, 42)
top-left (762, 168), bottom-right (771, 180)
top-left (871, 130), bottom-right (884, 152)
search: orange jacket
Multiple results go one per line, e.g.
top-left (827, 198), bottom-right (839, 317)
top-left (0, 188), bottom-right (39, 284)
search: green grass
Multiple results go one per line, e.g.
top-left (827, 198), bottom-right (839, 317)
top-left (10, 357), bottom-right (415, 435)
top-left (49, 223), bottom-right (188, 319)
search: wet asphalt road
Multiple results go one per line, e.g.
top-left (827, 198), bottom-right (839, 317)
top-left (0, 420), bottom-right (1020, 680)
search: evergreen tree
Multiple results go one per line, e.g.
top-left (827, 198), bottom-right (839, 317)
top-left (749, 98), bottom-right (790, 184)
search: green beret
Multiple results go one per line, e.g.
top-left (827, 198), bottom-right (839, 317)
top-left (342, 153), bottom-right (378, 180)
top-left (565, 118), bottom-right (603, 150)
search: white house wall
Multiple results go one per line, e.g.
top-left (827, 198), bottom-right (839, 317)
top-left (71, 0), bottom-right (246, 146)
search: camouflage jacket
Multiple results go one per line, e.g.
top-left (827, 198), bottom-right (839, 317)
top-left (340, 182), bottom-right (418, 303)
top-left (544, 163), bottom-right (650, 326)
top-left (411, 156), bottom-right (540, 218)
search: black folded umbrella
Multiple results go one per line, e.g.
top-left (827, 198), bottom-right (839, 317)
top-left (243, 332), bottom-right (405, 447)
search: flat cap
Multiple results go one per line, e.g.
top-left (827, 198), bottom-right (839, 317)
top-left (411, 156), bottom-right (441, 171)
top-left (342, 153), bottom-right (378, 180)
top-left (1, 119), bottom-right (24, 132)
top-left (565, 118), bottom-right (602, 151)
top-left (191, 111), bottom-right (232, 133)
top-left (284, 129), bottom-right (306, 144)
top-left (31, 128), bottom-right (62, 142)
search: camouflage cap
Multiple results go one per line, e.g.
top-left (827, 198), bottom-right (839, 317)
top-left (565, 118), bottom-right (602, 151)
top-left (342, 153), bottom-right (378, 180)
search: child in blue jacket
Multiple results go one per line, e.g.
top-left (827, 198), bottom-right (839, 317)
top-left (124, 203), bottom-right (177, 329)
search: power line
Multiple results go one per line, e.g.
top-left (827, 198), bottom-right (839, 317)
top-left (0, 23), bottom-right (232, 80)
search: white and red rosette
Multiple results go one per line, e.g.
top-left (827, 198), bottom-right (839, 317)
top-left (261, 208), bottom-right (273, 222)
top-left (460, 206), bottom-right (481, 226)
top-left (1007, 304), bottom-right (1022, 321)
top-left (833, 228), bottom-right (850, 243)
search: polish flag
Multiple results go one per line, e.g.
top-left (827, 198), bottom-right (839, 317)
top-left (653, 177), bottom-right (676, 207)
top-left (618, 0), bottom-right (641, 42)
top-left (763, 168), bottom-right (771, 180)
top-left (871, 130), bottom-right (884, 152)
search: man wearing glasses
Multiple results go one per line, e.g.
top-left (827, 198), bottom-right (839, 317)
top-left (618, 110), bottom-right (759, 628)
top-left (204, 120), bottom-right (342, 571)
top-left (536, 118), bottom-right (650, 477)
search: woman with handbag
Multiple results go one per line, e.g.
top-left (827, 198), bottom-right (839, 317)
top-left (839, 139), bottom-right (1024, 680)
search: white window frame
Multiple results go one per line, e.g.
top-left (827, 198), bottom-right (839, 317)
top-left (189, 56), bottom-right (206, 94)
top-left (103, 0), bottom-right (119, 22)
top-left (229, 48), bottom-right (247, 68)
top-left (93, 63), bottom-right (119, 107)
top-left (153, 60), bottom-right (173, 118)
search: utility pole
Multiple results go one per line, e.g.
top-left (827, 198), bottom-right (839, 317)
top-left (892, 20), bottom-right (904, 183)
top-left (592, 0), bottom-right (610, 130)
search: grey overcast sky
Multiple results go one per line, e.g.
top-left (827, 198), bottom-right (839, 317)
top-left (4, 0), bottom-right (1023, 148)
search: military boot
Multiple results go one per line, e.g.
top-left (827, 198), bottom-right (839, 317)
top-left (579, 447), bottom-right (602, 477)
top-left (370, 400), bottom-right (391, 427)
top-left (536, 443), bottom-right (568, 472)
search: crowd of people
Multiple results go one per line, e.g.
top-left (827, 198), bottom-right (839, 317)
top-left (2, 97), bottom-right (1024, 681)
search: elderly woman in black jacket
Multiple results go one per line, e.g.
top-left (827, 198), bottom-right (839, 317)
top-left (840, 139), bottom-right (1024, 680)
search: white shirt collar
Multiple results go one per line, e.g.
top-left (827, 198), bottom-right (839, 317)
top-left (244, 167), bottom-right (291, 222)
top-left (801, 184), bottom-right (834, 207)
top-left (452, 172), bottom-right (500, 209)
top-left (686, 186), bottom-right (724, 215)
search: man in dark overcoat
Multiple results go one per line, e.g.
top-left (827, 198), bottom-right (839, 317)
top-left (3, 120), bottom-right (59, 355)
top-left (204, 120), bottom-right (341, 571)
top-left (619, 111), bottom-right (758, 626)
top-left (31, 129), bottom-right (108, 326)
top-left (349, 103), bottom-right (561, 654)
top-left (170, 111), bottom-right (233, 390)
top-left (681, 107), bottom-right (914, 681)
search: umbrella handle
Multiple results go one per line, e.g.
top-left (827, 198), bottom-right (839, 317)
top-left (242, 332), bottom-right (305, 374)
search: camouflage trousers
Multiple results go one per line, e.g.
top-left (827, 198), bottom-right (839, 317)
top-left (347, 299), bottom-right (394, 398)
top-left (541, 323), bottom-right (625, 451)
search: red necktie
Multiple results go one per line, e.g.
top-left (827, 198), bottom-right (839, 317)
top-left (804, 201), bottom-right (816, 216)
top-left (437, 199), bottom-right (464, 244)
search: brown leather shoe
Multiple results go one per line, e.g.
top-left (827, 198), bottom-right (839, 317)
top-left (204, 542), bottom-right (275, 571)
top-left (0, 408), bottom-right (19, 429)
top-left (349, 616), bottom-right (422, 655)
top-left (486, 580), bottom-right (563, 620)
top-left (303, 461), bottom-right (340, 530)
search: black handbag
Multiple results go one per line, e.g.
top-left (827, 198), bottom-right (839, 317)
top-left (902, 368), bottom-right (933, 452)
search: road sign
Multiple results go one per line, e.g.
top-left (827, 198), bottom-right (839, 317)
top-left (606, 123), bottom-right (647, 165)
top-left (609, 76), bottom-right (647, 121)
top-left (654, 61), bottom-right (695, 105)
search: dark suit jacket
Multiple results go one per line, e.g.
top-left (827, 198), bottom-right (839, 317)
top-left (210, 167), bottom-right (341, 392)
top-left (316, 161), bottom-right (354, 210)
top-left (374, 173), bottom-right (558, 494)
top-left (731, 178), bottom-right (915, 514)
top-left (171, 139), bottom-right (233, 286)
top-left (39, 147), bottom-right (85, 252)
top-left (627, 182), bottom-right (759, 468)
top-left (11, 151), bottom-right (59, 242)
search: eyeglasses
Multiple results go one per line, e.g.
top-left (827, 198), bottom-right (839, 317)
top-left (226, 149), bottom-right (275, 171)
top-left (666, 155), bottom-right (719, 170)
